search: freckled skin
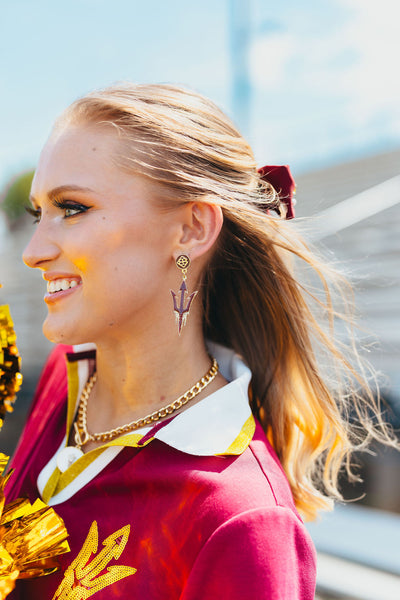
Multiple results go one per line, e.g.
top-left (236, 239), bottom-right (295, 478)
top-left (22, 123), bottom-right (227, 450)
top-left (23, 126), bottom-right (182, 347)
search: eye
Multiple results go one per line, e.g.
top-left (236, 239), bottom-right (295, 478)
top-left (53, 199), bottom-right (91, 218)
top-left (64, 206), bottom-right (82, 218)
top-left (25, 206), bottom-right (41, 224)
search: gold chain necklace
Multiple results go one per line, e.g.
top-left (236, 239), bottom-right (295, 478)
top-left (73, 357), bottom-right (219, 451)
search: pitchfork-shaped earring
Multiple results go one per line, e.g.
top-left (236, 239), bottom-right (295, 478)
top-left (171, 255), bottom-right (198, 335)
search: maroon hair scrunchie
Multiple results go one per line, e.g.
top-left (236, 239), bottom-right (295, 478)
top-left (258, 165), bottom-right (296, 220)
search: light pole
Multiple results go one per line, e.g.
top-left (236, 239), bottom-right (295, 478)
top-left (229, 0), bottom-right (252, 137)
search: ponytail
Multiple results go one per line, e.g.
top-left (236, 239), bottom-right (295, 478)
top-left (61, 82), bottom-right (398, 520)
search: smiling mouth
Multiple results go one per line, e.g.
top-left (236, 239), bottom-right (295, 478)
top-left (47, 278), bottom-right (81, 294)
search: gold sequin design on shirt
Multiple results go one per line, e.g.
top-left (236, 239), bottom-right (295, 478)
top-left (53, 521), bottom-right (136, 599)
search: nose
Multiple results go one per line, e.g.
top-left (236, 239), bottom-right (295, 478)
top-left (22, 222), bottom-right (60, 270)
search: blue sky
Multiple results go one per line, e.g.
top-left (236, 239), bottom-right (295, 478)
top-left (1, 0), bottom-right (399, 189)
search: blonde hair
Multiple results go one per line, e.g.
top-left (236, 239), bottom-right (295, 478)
top-left (58, 83), bottom-right (397, 520)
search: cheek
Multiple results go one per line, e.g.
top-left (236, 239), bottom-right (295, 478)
top-left (68, 215), bottom-right (171, 291)
top-left (68, 224), bottom-right (132, 274)
top-left (74, 257), bottom-right (89, 272)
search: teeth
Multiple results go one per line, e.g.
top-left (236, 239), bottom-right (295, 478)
top-left (47, 278), bottom-right (80, 294)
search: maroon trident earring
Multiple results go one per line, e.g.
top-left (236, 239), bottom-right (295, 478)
top-left (171, 255), bottom-right (198, 335)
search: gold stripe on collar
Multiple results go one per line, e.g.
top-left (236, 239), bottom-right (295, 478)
top-left (219, 414), bottom-right (255, 456)
top-left (42, 434), bottom-right (154, 502)
top-left (66, 360), bottom-right (80, 436)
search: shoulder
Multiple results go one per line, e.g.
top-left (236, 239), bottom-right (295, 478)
top-left (12, 343), bottom-right (71, 448)
top-left (247, 420), bottom-right (299, 511)
top-left (143, 420), bottom-right (301, 528)
top-left (195, 420), bottom-right (300, 516)
top-left (179, 424), bottom-right (317, 598)
top-left (17, 342), bottom-right (72, 423)
top-left (7, 344), bottom-right (72, 500)
top-left (181, 505), bottom-right (316, 599)
top-left (26, 344), bottom-right (72, 417)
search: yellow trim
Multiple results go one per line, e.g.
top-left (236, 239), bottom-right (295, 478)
top-left (66, 360), bottom-right (80, 434)
top-left (41, 358), bottom-right (86, 501)
top-left (42, 468), bottom-right (62, 504)
top-left (45, 433), bottom-right (155, 500)
top-left (51, 448), bottom-right (107, 497)
top-left (220, 414), bottom-right (255, 455)
top-left (40, 349), bottom-right (253, 502)
top-left (42, 437), bottom-right (153, 502)
top-left (43, 413), bottom-right (251, 501)
top-left (104, 433), bottom-right (152, 448)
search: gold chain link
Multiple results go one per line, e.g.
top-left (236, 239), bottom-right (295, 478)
top-left (75, 357), bottom-right (219, 447)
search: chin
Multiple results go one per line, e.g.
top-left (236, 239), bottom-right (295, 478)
top-left (42, 318), bottom-right (89, 346)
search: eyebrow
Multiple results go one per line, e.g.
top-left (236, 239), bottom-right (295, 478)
top-left (29, 185), bottom-right (96, 206)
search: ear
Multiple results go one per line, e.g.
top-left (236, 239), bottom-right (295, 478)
top-left (175, 202), bottom-right (223, 261)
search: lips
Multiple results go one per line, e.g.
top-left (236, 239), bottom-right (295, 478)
top-left (43, 273), bottom-right (82, 304)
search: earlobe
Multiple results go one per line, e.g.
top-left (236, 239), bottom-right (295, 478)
top-left (177, 202), bottom-right (223, 260)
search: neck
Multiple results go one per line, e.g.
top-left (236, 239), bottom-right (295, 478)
top-left (89, 311), bottom-right (214, 425)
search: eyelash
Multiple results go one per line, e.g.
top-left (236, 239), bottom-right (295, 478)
top-left (25, 206), bottom-right (41, 224)
top-left (53, 199), bottom-right (90, 218)
top-left (25, 200), bottom-right (90, 223)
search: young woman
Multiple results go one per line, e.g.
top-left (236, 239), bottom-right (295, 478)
top-left (7, 84), bottom-right (394, 599)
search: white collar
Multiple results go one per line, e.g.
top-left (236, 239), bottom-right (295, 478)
top-left (37, 342), bottom-right (255, 505)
